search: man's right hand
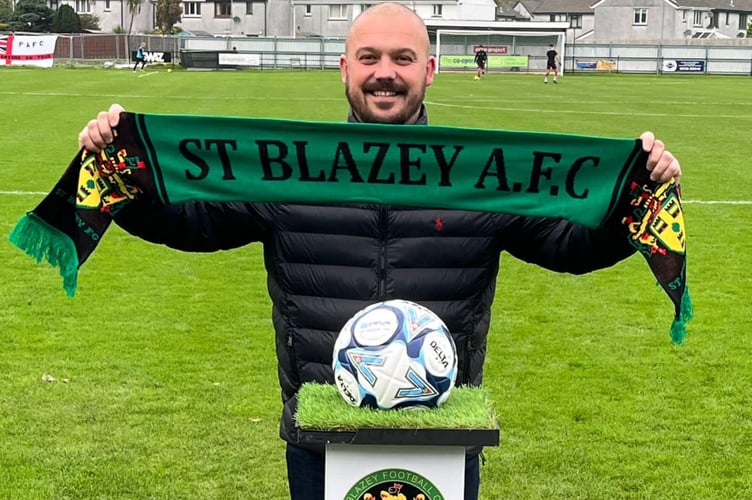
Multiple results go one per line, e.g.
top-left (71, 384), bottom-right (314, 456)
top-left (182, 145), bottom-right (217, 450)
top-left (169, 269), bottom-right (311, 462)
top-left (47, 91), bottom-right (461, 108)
top-left (78, 103), bottom-right (125, 152)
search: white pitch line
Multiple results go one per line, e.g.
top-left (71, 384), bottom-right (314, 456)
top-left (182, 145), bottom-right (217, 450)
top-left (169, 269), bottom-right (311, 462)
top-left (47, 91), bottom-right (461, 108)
top-left (0, 190), bottom-right (749, 205)
top-left (433, 96), bottom-right (752, 107)
top-left (681, 200), bottom-right (752, 205)
top-left (424, 100), bottom-right (752, 120)
top-left (4, 89), bottom-right (747, 116)
top-left (1, 90), bottom-right (746, 110)
top-left (1, 190), bottom-right (49, 195)
top-left (0, 90), bottom-right (341, 101)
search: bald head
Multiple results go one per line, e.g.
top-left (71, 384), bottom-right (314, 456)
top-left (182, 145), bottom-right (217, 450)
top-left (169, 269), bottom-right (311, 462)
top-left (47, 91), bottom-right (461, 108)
top-left (339, 2), bottom-right (435, 124)
top-left (346, 3), bottom-right (430, 57)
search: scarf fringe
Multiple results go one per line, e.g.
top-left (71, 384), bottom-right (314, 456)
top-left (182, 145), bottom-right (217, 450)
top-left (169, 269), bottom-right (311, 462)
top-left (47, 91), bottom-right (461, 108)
top-left (8, 213), bottom-right (79, 297)
top-left (670, 286), bottom-right (693, 345)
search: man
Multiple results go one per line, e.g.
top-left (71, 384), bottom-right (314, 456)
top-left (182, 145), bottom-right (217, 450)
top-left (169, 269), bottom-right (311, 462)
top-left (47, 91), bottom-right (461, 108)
top-left (79, 4), bottom-right (681, 499)
top-left (545, 43), bottom-right (559, 84)
top-left (133, 42), bottom-right (147, 72)
top-left (474, 44), bottom-right (488, 80)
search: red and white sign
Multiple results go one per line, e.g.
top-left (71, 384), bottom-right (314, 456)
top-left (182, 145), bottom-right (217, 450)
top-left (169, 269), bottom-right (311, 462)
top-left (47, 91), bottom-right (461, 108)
top-left (1, 35), bottom-right (58, 68)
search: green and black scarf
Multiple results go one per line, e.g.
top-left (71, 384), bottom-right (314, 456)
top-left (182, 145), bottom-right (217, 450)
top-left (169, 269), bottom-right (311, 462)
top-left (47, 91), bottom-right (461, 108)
top-left (9, 112), bottom-right (692, 343)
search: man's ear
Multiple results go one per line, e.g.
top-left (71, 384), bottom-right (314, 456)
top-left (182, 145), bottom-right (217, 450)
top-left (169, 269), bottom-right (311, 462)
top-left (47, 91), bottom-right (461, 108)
top-left (339, 54), bottom-right (348, 83)
top-left (425, 55), bottom-right (437, 87)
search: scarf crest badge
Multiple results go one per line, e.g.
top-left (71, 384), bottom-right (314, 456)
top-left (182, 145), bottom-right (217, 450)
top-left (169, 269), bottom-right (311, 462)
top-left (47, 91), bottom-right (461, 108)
top-left (76, 144), bottom-right (146, 213)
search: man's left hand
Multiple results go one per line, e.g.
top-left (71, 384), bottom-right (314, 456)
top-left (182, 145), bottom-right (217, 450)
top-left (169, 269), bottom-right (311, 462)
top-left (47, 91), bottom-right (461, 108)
top-left (640, 131), bottom-right (681, 184)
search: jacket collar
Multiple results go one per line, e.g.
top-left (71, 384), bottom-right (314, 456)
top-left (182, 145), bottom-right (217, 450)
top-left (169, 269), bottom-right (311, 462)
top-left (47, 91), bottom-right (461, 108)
top-left (346, 105), bottom-right (428, 125)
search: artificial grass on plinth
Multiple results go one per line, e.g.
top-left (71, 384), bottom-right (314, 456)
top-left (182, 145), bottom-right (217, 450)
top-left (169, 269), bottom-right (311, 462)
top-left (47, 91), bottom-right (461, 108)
top-left (295, 383), bottom-right (498, 431)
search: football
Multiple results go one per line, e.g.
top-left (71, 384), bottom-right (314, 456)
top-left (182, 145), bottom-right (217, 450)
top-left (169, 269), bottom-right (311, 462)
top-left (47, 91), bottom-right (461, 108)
top-left (332, 299), bottom-right (457, 410)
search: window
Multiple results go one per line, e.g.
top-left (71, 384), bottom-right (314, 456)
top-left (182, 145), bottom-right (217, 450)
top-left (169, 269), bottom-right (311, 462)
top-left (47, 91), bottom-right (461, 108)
top-left (75, 0), bottom-right (91, 13)
top-left (215, 1), bottom-right (231, 17)
top-left (246, 2), bottom-right (253, 15)
top-left (432, 4), bottom-right (442, 17)
top-left (49, 0), bottom-right (58, 9)
top-left (739, 14), bottom-right (748, 30)
top-left (549, 14), bottom-right (566, 22)
top-left (725, 12), bottom-right (730, 25)
top-left (693, 10), bottom-right (703, 27)
top-left (304, 4), bottom-right (312, 16)
top-left (184, 2), bottom-right (201, 16)
top-left (361, 4), bottom-right (371, 11)
top-left (104, 0), bottom-right (110, 11)
top-left (329, 4), bottom-right (347, 20)
top-left (633, 8), bottom-right (647, 25)
top-left (569, 15), bottom-right (582, 29)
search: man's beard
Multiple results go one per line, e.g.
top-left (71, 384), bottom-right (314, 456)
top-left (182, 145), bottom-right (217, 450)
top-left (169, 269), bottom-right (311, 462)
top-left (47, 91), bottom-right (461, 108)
top-left (345, 81), bottom-right (425, 124)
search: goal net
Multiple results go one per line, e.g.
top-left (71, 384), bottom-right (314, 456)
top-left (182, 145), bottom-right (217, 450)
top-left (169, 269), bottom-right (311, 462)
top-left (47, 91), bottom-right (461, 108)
top-left (435, 30), bottom-right (565, 74)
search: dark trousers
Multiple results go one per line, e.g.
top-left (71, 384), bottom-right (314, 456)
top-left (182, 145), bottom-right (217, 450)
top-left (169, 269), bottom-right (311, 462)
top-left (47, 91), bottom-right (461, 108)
top-left (133, 59), bottom-right (145, 71)
top-left (286, 443), bottom-right (480, 500)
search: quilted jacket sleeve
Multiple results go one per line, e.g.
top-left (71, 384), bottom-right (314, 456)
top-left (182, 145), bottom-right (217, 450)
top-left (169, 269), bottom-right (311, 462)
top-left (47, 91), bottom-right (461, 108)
top-left (113, 199), bottom-right (270, 252)
top-left (500, 215), bottom-right (636, 275)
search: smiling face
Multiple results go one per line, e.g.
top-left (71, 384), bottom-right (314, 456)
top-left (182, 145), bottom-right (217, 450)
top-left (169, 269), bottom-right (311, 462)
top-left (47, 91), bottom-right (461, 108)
top-left (340, 3), bottom-right (436, 124)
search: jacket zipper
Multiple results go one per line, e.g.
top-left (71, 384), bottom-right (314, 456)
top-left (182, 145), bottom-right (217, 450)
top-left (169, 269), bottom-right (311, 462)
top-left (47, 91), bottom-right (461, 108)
top-left (377, 205), bottom-right (387, 298)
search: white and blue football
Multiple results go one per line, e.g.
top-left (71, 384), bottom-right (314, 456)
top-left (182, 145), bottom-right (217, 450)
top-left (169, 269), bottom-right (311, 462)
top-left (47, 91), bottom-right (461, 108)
top-left (332, 299), bottom-right (457, 410)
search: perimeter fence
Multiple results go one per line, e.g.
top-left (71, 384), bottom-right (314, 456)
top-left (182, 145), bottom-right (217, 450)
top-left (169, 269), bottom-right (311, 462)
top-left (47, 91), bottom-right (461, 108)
top-left (49, 33), bottom-right (752, 76)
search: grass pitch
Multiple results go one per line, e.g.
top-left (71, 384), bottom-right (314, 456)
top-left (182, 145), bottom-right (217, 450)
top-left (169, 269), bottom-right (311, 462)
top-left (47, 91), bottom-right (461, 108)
top-left (296, 384), bottom-right (498, 431)
top-left (1, 67), bottom-right (751, 498)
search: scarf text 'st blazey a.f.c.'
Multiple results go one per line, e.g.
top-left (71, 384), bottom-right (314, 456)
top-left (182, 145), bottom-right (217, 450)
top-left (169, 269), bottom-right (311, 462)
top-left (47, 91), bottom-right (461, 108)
top-left (8, 113), bottom-right (692, 343)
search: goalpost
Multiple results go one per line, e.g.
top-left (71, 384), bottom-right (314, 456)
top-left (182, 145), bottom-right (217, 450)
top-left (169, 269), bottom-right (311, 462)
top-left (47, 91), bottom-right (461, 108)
top-left (435, 29), bottom-right (565, 74)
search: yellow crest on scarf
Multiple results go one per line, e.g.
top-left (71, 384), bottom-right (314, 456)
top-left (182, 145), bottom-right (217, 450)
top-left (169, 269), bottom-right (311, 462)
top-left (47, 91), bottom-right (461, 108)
top-left (625, 178), bottom-right (685, 256)
top-left (650, 192), bottom-right (685, 254)
top-left (76, 149), bottom-right (142, 211)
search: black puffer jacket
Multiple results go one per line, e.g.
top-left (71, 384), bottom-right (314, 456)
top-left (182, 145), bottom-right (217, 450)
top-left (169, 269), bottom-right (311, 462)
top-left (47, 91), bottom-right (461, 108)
top-left (113, 109), bottom-right (636, 452)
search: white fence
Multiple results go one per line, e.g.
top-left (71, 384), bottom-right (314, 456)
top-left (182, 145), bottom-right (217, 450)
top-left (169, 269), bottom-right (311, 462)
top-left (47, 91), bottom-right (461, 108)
top-left (566, 42), bottom-right (752, 75)
top-left (48, 33), bottom-right (752, 76)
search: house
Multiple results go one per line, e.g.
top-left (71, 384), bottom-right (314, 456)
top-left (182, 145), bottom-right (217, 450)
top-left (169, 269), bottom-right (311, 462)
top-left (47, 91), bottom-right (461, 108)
top-left (510, 0), bottom-right (544, 20)
top-left (532, 0), bottom-right (595, 40)
top-left (510, 0), bottom-right (595, 41)
top-left (174, 0), bottom-right (286, 37)
top-left (57, 0), bottom-right (495, 38)
top-left (289, 0), bottom-right (495, 39)
top-left (42, 0), bottom-right (751, 40)
top-left (590, 0), bottom-right (752, 41)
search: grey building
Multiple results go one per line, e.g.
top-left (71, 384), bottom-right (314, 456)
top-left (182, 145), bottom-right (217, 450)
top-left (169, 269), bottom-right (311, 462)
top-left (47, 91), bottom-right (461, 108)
top-left (511, 0), bottom-right (595, 41)
top-left (39, 0), bottom-right (751, 41)
top-left (590, 0), bottom-right (752, 41)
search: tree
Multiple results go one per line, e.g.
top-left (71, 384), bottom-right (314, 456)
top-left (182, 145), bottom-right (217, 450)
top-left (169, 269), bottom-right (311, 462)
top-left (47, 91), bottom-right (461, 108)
top-left (125, 0), bottom-right (145, 35)
top-left (79, 13), bottom-right (101, 31)
top-left (52, 4), bottom-right (80, 33)
top-left (8, 0), bottom-right (53, 32)
top-left (155, 0), bottom-right (182, 34)
top-left (0, 0), bottom-right (14, 25)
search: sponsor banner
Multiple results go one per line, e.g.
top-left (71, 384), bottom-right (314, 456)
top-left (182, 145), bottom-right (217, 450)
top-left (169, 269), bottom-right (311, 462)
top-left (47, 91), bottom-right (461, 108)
top-left (662, 59), bottom-right (705, 73)
top-left (218, 52), bottom-right (261, 67)
top-left (440, 54), bottom-right (528, 69)
top-left (132, 51), bottom-right (173, 63)
top-left (1, 34), bottom-right (57, 68)
top-left (576, 59), bottom-right (617, 71)
top-left (473, 44), bottom-right (508, 55)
